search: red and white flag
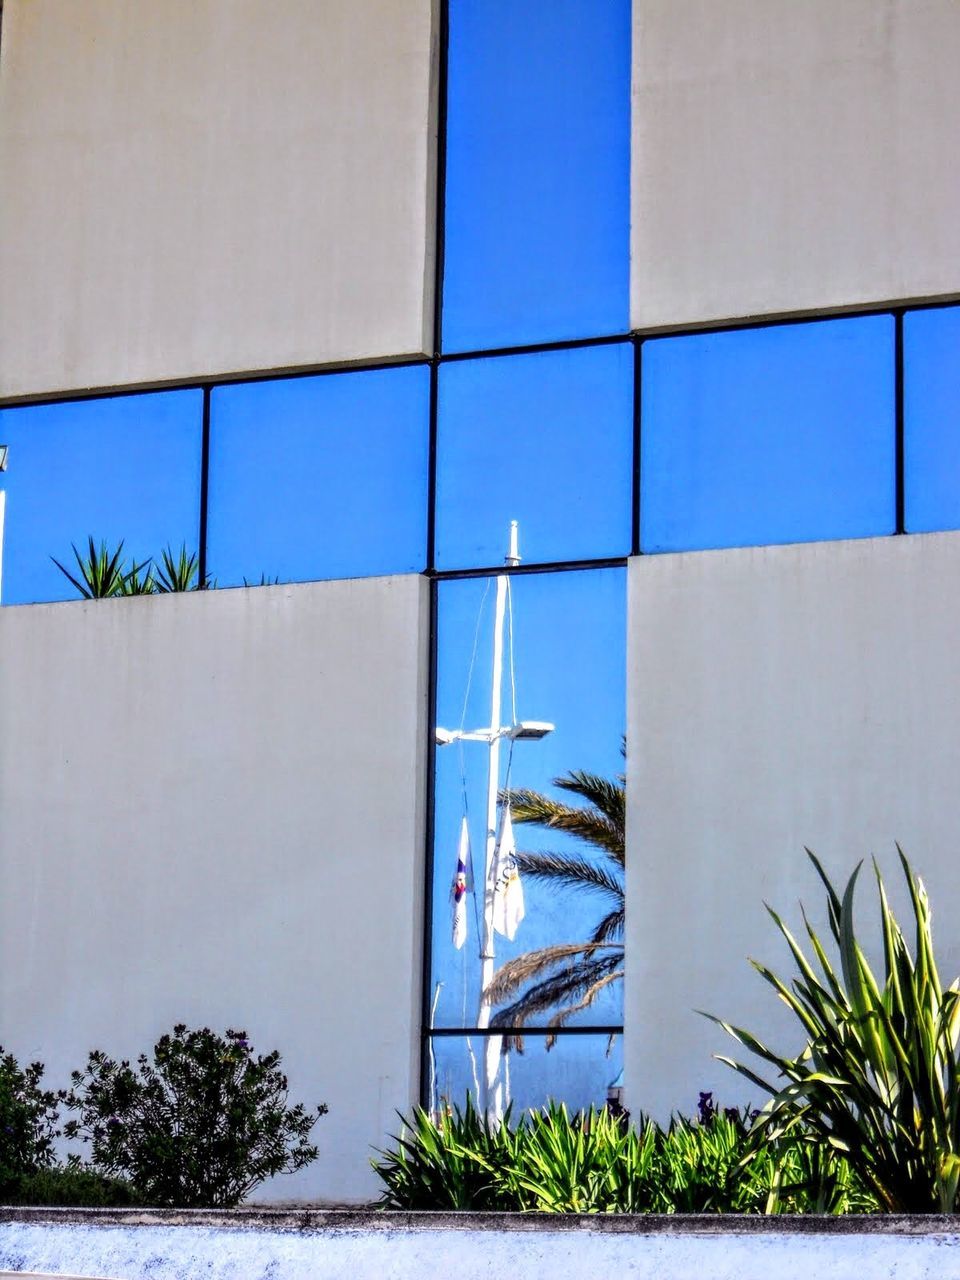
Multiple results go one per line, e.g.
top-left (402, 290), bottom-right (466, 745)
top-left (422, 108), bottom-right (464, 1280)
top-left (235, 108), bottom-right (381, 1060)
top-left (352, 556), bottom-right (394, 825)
top-left (452, 816), bottom-right (470, 950)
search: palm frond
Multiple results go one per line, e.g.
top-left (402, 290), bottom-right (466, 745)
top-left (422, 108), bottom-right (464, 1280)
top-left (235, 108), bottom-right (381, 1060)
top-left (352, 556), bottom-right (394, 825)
top-left (590, 906), bottom-right (625, 944)
top-left (491, 950), bottom-right (624, 1037)
top-left (484, 941), bottom-right (619, 1006)
top-left (513, 850), bottom-right (624, 906)
top-left (540, 969), bottom-right (624, 1047)
top-left (503, 789), bottom-right (622, 857)
top-left (553, 770), bottom-right (625, 831)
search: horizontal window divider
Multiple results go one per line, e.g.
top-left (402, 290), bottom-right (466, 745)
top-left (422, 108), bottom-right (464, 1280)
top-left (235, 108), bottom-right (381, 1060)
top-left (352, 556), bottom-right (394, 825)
top-left (5, 296), bottom-right (959, 413)
top-left (427, 556), bottom-right (629, 582)
top-left (438, 332), bottom-right (631, 363)
top-left (424, 1026), bottom-right (624, 1038)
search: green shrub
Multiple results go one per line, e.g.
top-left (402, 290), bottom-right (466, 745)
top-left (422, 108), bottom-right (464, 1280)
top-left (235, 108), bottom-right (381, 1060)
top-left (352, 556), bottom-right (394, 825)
top-left (374, 1096), bottom-right (872, 1213)
top-left (712, 849), bottom-right (960, 1213)
top-left (61, 1025), bottom-right (326, 1207)
top-left (4, 1166), bottom-right (142, 1207)
top-left (0, 1050), bottom-right (60, 1193)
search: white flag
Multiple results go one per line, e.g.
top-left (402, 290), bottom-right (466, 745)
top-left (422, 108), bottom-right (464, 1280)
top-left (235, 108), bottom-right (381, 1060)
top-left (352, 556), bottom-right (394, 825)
top-left (491, 807), bottom-right (524, 940)
top-left (452, 816), bottom-right (470, 950)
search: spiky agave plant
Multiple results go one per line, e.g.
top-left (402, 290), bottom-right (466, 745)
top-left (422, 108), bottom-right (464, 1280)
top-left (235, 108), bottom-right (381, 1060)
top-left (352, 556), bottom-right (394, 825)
top-left (708, 847), bottom-right (960, 1213)
top-left (51, 537), bottom-right (130, 598)
top-left (154, 544), bottom-right (208, 592)
top-left (485, 762), bottom-right (624, 1043)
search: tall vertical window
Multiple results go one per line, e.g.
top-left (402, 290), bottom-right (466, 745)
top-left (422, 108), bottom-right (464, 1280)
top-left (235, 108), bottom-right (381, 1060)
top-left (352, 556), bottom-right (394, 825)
top-left (640, 315), bottom-right (896, 552)
top-left (428, 564), bottom-right (625, 1114)
top-left (0, 390), bottom-right (203, 605)
top-left (206, 365), bottom-right (430, 587)
top-left (442, 0), bottom-right (631, 352)
top-left (904, 305), bottom-right (960, 533)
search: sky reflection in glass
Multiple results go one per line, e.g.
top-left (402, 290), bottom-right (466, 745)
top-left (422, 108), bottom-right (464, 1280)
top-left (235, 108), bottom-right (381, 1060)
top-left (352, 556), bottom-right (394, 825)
top-left (640, 315), bottom-right (896, 552)
top-left (0, 390), bottom-right (202, 605)
top-left (431, 567), bottom-right (625, 1032)
top-left (436, 343), bottom-right (633, 570)
top-left (442, 0), bottom-right (631, 352)
top-left (904, 306), bottom-right (960, 534)
top-left (428, 1032), bottom-right (622, 1115)
top-left (207, 365), bottom-right (430, 586)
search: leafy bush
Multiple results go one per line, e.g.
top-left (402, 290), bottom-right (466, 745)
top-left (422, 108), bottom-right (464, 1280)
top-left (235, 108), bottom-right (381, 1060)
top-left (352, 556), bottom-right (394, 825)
top-left (712, 849), bottom-right (960, 1213)
top-left (4, 1166), bottom-right (142, 1207)
top-left (61, 1025), bottom-right (326, 1207)
top-left (0, 1051), bottom-right (60, 1193)
top-left (373, 1096), bottom-right (874, 1213)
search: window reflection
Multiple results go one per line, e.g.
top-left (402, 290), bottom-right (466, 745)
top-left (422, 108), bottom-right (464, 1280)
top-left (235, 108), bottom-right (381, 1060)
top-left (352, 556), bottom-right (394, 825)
top-left (442, 0), bottom-right (631, 351)
top-left (640, 315), bottom-right (896, 552)
top-left (0, 390), bottom-right (202, 605)
top-left (430, 557), bottom-right (625, 1114)
top-left (904, 306), bottom-right (960, 533)
top-left (207, 365), bottom-right (429, 587)
top-left (436, 343), bottom-right (633, 570)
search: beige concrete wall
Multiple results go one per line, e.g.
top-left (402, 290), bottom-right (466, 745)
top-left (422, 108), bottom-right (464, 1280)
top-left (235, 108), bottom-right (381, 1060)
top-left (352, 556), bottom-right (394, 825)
top-left (632, 0), bottom-right (960, 331)
top-left (625, 533), bottom-right (960, 1119)
top-left (0, 0), bottom-right (437, 399)
top-left (0, 575), bottom-right (429, 1204)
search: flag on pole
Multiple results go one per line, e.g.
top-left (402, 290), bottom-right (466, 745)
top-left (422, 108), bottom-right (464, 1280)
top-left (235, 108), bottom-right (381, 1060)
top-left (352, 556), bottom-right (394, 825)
top-left (491, 807), bottom-right (524, 940)
top-left (452, 816), bottom-right (470, 950)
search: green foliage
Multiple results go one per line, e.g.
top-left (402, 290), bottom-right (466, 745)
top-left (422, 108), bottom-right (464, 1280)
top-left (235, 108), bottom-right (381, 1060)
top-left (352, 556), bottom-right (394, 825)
top-left (710, 848), bottom-right (960, 1213)
top-left (51, 537), bottom-right (131, 599)
top-left (0, 1050), bottom-right (60, 1192)
top-left (51, 539), bottom-right (215, 598)
top-left (373, 1097), bottom-right (875, 1213)
top-left (61, 1025), bottom-right (326, 1207)
top-left (4, 1166), bottom-right (142, 1207)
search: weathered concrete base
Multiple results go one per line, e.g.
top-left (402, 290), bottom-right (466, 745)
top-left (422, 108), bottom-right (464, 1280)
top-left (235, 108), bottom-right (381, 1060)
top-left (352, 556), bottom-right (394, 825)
top-left (1, 1210), bottom-right (959, 1280)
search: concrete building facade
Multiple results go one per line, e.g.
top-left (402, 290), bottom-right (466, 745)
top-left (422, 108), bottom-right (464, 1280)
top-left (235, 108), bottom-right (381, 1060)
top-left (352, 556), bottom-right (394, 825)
top-left (1, 0), bottom-right (959, 1201)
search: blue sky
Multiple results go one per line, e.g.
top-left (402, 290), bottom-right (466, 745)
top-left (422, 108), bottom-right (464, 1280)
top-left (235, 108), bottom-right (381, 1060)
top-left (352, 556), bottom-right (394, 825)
top-left (436, 343), bottom-right (633, 569)
top-left (207, 366), bottom-right (430, 586)
top-left (904, 306), bottom-right (960, 533)
top-left (640, 314), bottom-right (897, 552)
top-left (0, 390), bottom-right (202, 605)
top-left (442, 0), bottom-right (631, 351)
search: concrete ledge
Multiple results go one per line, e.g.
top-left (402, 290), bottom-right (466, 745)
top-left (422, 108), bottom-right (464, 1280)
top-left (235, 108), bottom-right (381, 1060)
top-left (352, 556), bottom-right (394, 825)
top-left (0, 1206), bottom-right (959, 1235)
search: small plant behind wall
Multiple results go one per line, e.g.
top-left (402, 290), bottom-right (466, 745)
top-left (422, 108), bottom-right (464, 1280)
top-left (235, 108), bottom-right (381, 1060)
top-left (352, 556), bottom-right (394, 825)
top-left (51, 539), bottom-right (215, 598)
top-left (709, 847), bottom-right (960, 1213)
top-left (61, 1024), bottom-right (326, 1208)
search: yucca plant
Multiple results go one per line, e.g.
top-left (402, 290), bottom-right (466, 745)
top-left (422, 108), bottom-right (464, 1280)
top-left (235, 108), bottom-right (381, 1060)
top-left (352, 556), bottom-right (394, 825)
top-left (372, 1097), bottom-right (519, 1210)
top-left (51, 538), bottom-right (130, 598)
top-left (154, 544), bottom-right (207, 592)
top-left (709, 847), bottom-right (960, 1212)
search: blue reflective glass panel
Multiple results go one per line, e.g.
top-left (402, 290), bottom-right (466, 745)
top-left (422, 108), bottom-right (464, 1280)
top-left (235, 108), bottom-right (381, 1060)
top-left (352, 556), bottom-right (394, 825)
top-left (427, 1033), bottom-right (622, 1116)
top-left (442, 0), bottom-right (631, 352)
top-left (904, 306), bottom-right (960, 533)
top-left (0, 390), bottom-right (202, 605)
top-left (436, 343), bottom-right (633, 570)
top-left (207, 365), bottom-right (430, 586)
top-left (640, 316), bottom-right (896, 552)
top-left (431, 567), bottom-right (625, 1030)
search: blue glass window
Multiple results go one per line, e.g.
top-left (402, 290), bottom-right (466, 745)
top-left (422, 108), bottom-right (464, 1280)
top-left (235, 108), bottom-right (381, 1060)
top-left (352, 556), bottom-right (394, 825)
top-left (442, 0), bottom-right (631, 353)
top-left (904, 306), bottom-right (960, 534)
top-left (207, 365), bottom-right (430, 586)
top-left (640, 315), bottom-right (896, 552)
top-left (0, 390), bottom-right (202, 605)
top-left (431, 567), bottom-right (625, 1034)
top-left (428, 1033), bottom-right (622, 1116)
top-left (436, 343), bottom-right (633, 570)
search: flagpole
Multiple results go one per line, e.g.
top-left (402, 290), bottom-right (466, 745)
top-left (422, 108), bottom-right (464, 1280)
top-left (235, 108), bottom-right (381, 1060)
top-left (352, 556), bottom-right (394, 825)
top-left (476, 520), bottom-right (520, 1118)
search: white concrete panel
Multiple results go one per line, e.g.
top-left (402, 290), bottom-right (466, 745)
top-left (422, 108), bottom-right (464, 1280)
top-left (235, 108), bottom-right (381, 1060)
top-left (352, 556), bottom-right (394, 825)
top-left (0, 0), bottom-right (437, 398)
top-left (632, 0), bottom-right (960, 329)
top-left (0, 576), bottom-right (429, 1203)
top-left (626, 533), bottom-right (960, 1119)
